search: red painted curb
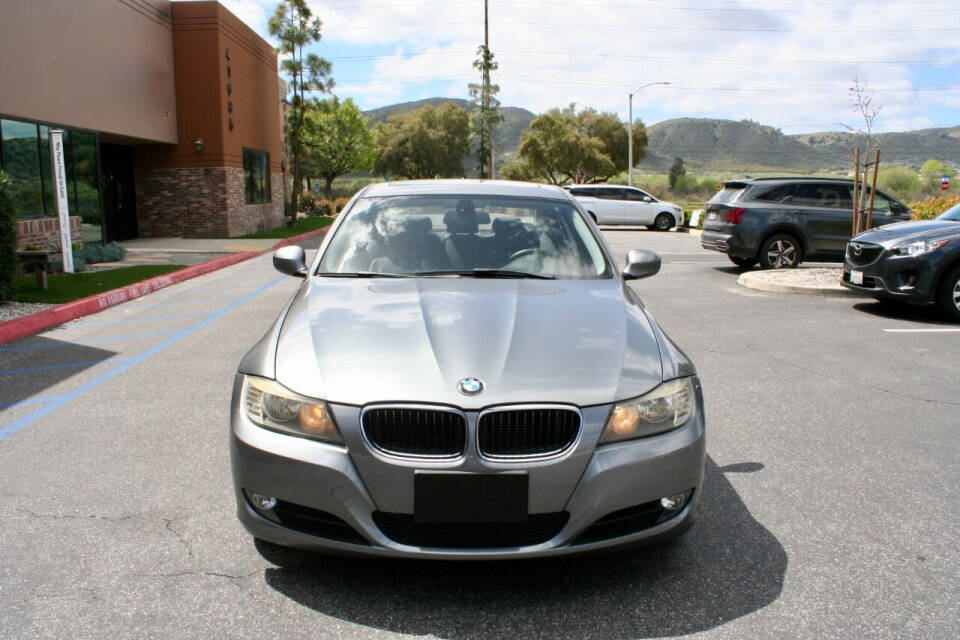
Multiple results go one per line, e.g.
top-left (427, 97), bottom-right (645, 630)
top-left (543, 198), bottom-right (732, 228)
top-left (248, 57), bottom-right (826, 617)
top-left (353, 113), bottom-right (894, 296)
top-left (0, 225), bottom-right (329, 344)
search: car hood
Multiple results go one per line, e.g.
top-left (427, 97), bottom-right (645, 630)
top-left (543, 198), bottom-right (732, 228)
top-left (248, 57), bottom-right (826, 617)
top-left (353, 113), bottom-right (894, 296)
top-left (272, 277), bottom-right (666, 408)
top-left (856, 219), bottom-right (960, 247)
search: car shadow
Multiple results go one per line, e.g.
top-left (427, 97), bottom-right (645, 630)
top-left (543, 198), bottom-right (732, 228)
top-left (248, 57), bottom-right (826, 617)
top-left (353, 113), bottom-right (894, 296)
top-left (262, 456), bottom-right (786, 639)
top-left (851, 300), bottom-right (953, 325)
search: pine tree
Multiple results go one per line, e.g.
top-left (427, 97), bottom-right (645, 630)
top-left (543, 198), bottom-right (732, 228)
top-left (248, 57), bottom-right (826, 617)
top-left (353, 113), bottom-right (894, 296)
top-left (269, 0), bottom-right (333, 222)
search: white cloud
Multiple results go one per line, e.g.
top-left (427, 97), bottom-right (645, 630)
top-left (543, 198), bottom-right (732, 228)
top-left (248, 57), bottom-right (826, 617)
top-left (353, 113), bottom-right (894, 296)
top-left (212, 0), bottom-right (960, 133)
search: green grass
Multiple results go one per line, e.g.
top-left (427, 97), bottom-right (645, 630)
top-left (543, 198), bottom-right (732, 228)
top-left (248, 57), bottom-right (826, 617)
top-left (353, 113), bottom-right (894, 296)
top-left (240, 216), bottom-right (333, 239)
top-left (14, 265), bottom-right (186, 304)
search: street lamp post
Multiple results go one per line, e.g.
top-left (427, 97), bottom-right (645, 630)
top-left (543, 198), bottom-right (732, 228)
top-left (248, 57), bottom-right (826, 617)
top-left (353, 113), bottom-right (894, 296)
top-left (628, 81), bottom-right (670, 187)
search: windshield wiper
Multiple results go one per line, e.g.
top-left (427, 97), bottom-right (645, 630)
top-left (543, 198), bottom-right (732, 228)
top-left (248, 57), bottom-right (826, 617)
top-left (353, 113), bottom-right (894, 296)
top-left (413, 269), bottom-right (555, 280)
top-left (318, 271), bottom-right (411, 278)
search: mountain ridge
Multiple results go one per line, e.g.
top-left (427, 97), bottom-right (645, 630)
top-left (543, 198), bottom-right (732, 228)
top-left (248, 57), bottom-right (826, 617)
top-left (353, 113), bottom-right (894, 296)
top-left (363, 99), bottom-right (960, 174)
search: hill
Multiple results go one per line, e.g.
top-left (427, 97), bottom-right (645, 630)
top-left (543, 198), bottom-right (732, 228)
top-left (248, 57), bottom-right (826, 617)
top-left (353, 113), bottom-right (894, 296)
top-left (645, 118), bottom-right (960, 173)
top-left (363, 99), bottom-right (960, 175)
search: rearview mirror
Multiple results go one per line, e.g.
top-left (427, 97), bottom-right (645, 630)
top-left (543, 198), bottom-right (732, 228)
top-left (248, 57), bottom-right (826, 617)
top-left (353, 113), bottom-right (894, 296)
top-left (273, 245), bottom-right (308, 277)
top-left (623, 249), bottom-right (661, 280)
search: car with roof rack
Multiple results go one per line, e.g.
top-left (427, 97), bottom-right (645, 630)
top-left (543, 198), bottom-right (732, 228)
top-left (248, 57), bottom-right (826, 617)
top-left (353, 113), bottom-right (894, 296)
top-left (700, 177), bottom-right (911, 269)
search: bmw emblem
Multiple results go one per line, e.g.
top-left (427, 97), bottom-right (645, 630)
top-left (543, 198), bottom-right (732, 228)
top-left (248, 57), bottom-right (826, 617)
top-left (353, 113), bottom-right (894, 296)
top-left (457, 377), bottom-right (484, 396)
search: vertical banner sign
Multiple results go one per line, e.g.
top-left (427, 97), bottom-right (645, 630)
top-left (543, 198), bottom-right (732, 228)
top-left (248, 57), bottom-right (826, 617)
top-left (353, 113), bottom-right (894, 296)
top-left (941, 175), bottom-right (951, 192)
top-left (49, 129), bottom-right (74, 273)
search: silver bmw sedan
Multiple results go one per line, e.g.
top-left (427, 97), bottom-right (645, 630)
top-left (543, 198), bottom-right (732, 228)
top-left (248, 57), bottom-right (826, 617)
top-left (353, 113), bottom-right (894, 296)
top-left (230, 180), bottom-right (705, 559)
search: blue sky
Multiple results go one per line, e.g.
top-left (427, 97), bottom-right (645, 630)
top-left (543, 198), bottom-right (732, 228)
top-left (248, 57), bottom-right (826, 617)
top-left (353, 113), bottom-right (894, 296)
top-left (213, 0), bottom-right (960, 134)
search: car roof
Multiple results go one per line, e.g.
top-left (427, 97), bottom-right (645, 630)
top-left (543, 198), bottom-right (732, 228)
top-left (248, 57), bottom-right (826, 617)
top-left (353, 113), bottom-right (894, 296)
top-left (566, 184), bottom-right (637, 189)
top-left (726, 177), bottom-right (857, 185)
top-left (360, 179), bottom-right (573, 200)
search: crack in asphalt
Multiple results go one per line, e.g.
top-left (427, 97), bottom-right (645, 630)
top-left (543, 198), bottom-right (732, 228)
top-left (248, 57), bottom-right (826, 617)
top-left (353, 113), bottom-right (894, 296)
top-left (163, 517), bottom-right (195, 560)
top-left (12, 507), bottom-right (153, 522)
top-left (0, 587), bottom-right (102, 613)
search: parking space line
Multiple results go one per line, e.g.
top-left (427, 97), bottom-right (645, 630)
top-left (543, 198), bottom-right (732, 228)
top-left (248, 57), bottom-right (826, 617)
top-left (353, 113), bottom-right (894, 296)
top-left (0, 330), bottom-right (179, 352)
top-left (0, 357), bottom-right (131, 377)
top-left (69, 311), bottom-right (210, 327)
top-left (882, 328), bottom-right (960, 333)
top-left (0, 276), bottom-right (285, 442)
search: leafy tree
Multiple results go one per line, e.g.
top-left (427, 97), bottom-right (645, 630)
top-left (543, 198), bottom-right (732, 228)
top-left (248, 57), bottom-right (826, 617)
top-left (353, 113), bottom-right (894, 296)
top-left (468, 45), bottom-right (503, 179)
top-left (877, 166), bottom-right (921, 201)
top-left (572, 107), bottom-right (647, 175)
top-left (302, 97), bottom-right (376, 200)
top-left (669, 157), bottom-right (686, 189)
top-left (373, 104), bottom-right (470, 179)
top-left (0, 170), bottom-right (16, 302)
top-left (501, 105), bottom-right (646, 185)
top-left (269, 0), bottom-right (333, 221)
top-left (920, 158), bottom-right (956, 194)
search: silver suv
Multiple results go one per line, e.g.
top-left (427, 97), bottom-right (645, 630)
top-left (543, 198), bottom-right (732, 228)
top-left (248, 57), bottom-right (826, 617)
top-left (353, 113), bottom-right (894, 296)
top-left (700, 177), bottom-right (911, 269)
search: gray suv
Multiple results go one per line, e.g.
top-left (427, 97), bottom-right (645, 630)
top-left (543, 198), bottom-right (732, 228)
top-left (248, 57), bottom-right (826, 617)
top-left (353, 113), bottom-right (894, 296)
top-left (700, 177), bottom-right (912, 269)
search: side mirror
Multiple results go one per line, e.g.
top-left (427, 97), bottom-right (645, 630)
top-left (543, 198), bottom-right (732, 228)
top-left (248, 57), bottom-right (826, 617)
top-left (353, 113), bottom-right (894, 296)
top-left (643, 196), bottom-right (653, 203)
top-left (273, 245), bottom-right (308, 277)
top-left (623, 249), bottom-right (661, 280)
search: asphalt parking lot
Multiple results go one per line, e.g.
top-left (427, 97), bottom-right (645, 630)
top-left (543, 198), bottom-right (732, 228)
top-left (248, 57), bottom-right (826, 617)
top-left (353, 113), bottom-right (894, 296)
top-left (1, 229), bottom-right (957, 639)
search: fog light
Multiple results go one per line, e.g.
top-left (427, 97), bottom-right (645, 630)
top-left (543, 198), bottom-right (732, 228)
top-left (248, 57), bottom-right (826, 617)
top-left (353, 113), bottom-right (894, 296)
top-left (660, 493), bottom-right (687, 512)
top-left (246, 491), bottom-right (277, 512)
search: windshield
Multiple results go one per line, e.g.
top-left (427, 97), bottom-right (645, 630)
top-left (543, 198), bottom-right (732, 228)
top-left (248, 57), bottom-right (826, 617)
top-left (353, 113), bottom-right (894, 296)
top-left (708, 183), bottom-right (746, 204)
top-left (939, 202), bottom-right (960, 221)
top-left (318, 195), bottom-right (611, 279)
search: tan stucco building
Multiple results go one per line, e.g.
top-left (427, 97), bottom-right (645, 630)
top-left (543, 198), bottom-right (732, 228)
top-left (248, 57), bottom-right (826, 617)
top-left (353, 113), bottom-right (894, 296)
top-left (0, 0), bottom-right (284, 246)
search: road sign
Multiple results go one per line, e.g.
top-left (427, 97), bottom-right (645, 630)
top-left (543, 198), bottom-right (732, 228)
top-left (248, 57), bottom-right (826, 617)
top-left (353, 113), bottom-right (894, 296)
top-left (942, 175), bottom-right (951, 191)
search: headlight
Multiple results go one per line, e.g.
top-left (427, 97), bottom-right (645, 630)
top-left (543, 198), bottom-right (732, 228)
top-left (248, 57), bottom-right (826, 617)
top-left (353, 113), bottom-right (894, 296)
top-left (599, 377), bottom-right (695, 444)
top-left (243, 376), bottom-right (343, 444)
top-left (893, 239), bottom-right (948, 256)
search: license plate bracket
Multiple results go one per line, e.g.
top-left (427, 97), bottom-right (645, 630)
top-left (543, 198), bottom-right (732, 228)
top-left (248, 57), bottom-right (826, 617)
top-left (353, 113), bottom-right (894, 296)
top-left (414, 472), bottom-right (528, 523)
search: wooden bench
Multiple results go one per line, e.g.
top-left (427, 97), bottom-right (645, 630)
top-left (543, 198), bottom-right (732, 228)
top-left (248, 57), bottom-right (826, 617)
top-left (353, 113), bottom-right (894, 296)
top-left (16, 251), bottom-right (62, 290)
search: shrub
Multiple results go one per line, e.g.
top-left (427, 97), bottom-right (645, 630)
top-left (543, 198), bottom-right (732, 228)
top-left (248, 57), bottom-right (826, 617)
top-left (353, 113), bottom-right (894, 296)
top-left (877, 166), bottom-right (921, 202)
top-left (910, 194), bottom-right (960, 220)
top-left (0, 170), bottom-right (16, 302)
top-left (331, 197), bottom-right (350, 213)
top-left (83, 242), bottom-right (126, 264)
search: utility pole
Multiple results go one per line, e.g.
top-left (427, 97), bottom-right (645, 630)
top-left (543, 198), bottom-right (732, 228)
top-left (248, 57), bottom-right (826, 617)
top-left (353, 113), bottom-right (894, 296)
top-left (483, 0), bottom-right (493, 179)
top-left (627, 81), bottom-right (669, 186)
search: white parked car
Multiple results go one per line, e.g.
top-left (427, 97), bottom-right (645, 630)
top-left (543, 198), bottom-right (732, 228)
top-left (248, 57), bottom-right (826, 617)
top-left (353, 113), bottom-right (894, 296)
top-left (565, 185), bottom-right (683, 231)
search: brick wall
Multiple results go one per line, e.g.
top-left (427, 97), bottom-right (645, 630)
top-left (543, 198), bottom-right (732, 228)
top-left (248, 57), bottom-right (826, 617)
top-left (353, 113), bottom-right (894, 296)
top-left (14, 216), bottom-right (83, 251)
top-left (135, 167), bottom-right (282, 238)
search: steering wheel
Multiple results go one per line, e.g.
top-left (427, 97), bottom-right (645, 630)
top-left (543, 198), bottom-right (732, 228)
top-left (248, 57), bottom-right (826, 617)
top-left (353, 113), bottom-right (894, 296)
top-left (507, 248), bottom-right (538, 261)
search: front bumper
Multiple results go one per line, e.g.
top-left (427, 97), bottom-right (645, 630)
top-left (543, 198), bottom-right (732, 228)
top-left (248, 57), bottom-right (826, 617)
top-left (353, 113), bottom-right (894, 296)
top-left (841, 252), bottom-right (938, 302)
top-left (230, 376), bottom-right (706, 559)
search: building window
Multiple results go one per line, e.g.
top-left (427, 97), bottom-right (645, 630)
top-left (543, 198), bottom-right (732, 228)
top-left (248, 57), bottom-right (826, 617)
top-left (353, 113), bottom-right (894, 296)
top-left (0, 118), bottom-right (101, 223)
top-left (243, 148), bottom-right (270, 204)
top-left (0, 119), bottom-right (44, 217)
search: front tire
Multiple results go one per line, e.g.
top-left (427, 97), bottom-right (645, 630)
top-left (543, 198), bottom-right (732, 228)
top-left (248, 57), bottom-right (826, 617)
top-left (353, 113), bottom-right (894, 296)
top-left (758, 233), bottom-right (802, 269)
top-left (936, 265), bottom-right (960, 322)
top-left (729, 255), bottom-right (758, 269)
top-left (654, 213), bottom-right (674, 231)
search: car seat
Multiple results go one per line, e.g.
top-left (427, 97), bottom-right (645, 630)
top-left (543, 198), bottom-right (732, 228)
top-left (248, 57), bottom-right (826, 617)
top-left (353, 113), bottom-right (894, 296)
top-left (372, 216), bottom-right (450, 273)
top-left (443, 209), bottom-right (491, 269)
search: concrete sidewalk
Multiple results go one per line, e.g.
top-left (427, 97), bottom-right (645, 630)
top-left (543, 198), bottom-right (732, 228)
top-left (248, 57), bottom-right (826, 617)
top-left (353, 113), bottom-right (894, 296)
top-left (119, 237), bottom-right (278, 254)
top-left (98, 237), bottom-right (297, 269)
